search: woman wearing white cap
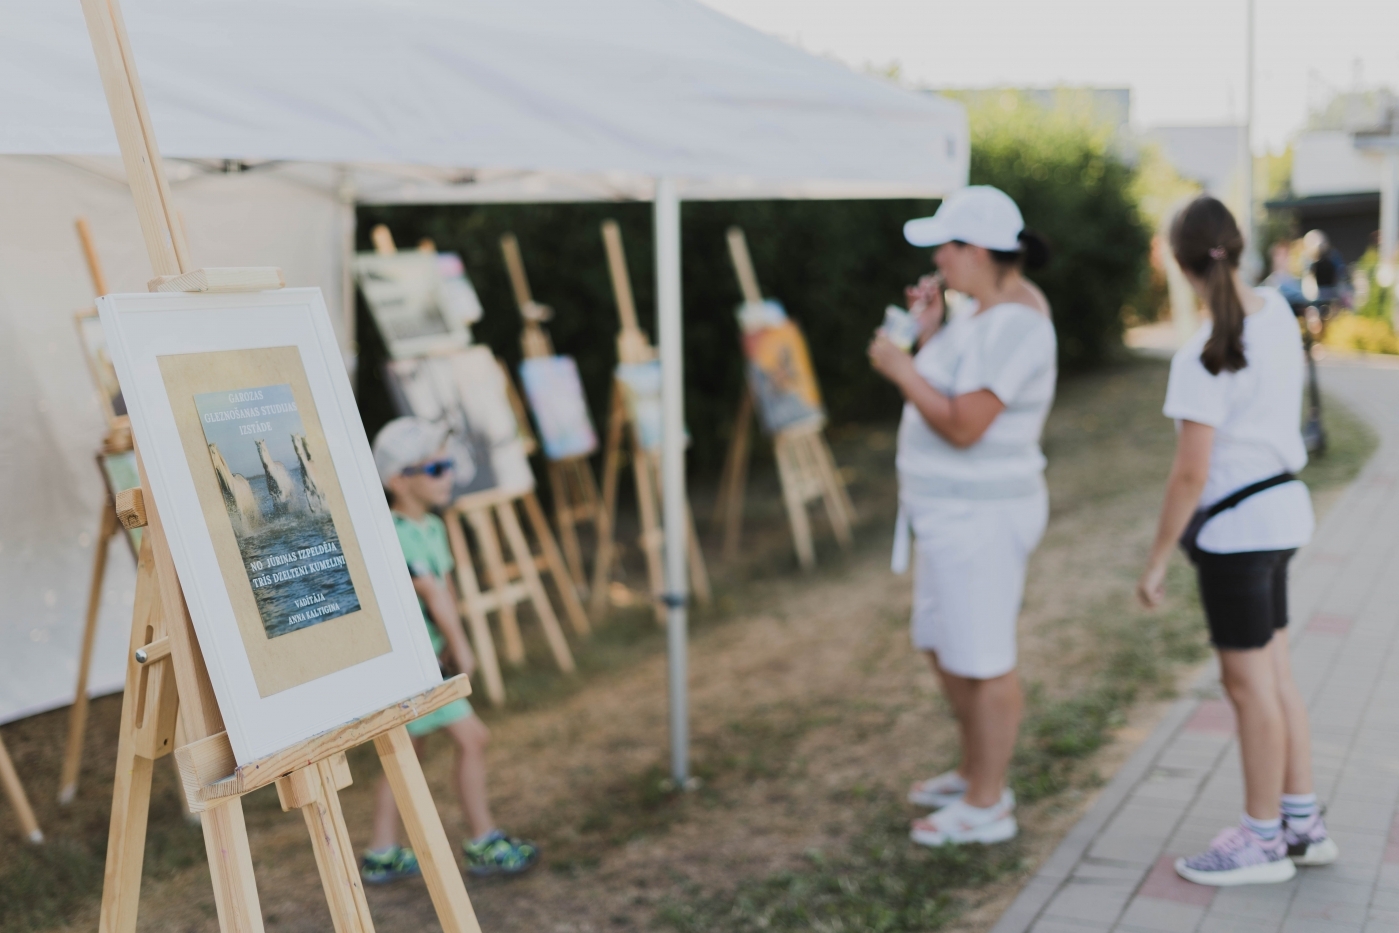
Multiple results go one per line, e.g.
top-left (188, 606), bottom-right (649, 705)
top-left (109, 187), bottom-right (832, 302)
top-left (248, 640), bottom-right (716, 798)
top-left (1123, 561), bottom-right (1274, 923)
top-left (869, 185), bottom-right (1056, 846)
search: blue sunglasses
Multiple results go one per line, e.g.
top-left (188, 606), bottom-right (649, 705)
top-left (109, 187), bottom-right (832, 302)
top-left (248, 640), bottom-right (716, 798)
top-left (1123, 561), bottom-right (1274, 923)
top-left (402, 458), bottom-right (454, 478)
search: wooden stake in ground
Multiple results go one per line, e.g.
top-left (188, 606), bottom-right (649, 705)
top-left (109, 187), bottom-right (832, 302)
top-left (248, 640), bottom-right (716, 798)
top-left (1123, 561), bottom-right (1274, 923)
top-left (594, 220), bottom-right (711, 622)
top-left (713, 227), bottom-right (855, 571)
top-left (78, 1), bottom-right (481, 930)
top-left (500, 232), bottom-right (610, 606)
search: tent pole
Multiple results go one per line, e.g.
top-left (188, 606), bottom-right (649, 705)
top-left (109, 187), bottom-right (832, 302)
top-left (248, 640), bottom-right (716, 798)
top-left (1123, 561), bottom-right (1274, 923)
top-left (655, 175), bottom-right (689, 786)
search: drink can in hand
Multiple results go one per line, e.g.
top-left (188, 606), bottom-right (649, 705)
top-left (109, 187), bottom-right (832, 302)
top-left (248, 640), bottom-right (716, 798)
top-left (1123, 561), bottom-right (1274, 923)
top-left (881, 305), bottom-right (921, 352)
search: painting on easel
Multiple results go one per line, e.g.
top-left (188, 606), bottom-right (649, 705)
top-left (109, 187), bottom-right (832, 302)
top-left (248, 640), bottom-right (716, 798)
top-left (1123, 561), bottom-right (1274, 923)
top-left (75, 309), bottom-right (126, 422)
top-left (738, 299), bottom-right (825, 435)
top-left (353, 251), bottom-right (478, 359)
top-left (387, 347), bottom-right (536, 501)
top-left (519, 356), bottom-right (597, 461)
top-left (616, 360), bottom-right (665, 452)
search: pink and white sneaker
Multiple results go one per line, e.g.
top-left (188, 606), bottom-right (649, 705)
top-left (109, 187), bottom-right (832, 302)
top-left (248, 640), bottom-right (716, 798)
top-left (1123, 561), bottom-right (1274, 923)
top-left (910, 789), bottom-right (1016, 847)
top-left (1175, 825), bottom-right (1295, 886)
top-left (1284, 811), bottom-right (1339, 867)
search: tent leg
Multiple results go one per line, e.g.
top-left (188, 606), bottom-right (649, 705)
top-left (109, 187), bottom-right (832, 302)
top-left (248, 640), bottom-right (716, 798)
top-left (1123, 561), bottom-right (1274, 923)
top-left (654, 176), bottom-right (689, 787)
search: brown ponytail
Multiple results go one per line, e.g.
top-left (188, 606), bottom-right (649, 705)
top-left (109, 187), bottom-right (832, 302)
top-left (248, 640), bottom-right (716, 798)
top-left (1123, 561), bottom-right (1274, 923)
top-left (1170, 196), bottom-right (1246, 375)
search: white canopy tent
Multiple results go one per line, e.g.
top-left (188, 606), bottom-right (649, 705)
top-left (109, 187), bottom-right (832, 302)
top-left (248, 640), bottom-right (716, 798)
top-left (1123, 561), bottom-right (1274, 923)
top-left (0, 0), bottom-right (967, 779)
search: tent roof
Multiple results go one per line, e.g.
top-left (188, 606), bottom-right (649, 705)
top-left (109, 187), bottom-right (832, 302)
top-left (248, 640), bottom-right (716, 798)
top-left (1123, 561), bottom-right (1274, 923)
top-left (3, 0), bottom-right (966, 198)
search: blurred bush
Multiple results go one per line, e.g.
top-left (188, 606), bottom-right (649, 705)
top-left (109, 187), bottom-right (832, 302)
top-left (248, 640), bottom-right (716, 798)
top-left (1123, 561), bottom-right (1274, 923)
top-left (957, 91), bottom-right (1153, 370)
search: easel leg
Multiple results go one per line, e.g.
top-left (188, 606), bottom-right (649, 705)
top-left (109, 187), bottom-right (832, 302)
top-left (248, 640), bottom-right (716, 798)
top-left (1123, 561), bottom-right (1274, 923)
top-left (375, 726), bottom-right (482, 933)
top-left (817, 433), bottom-right (856, 542)
top-left (774, 435), bottom-right (816, 571)
top-left (200, 801), bottom-right (267, 933)
top-left (61, 501), bottom-right (119, 803)
top-left (522, 492), bottom-right (591, 636)
top-left (716, 389), bottom-right (754, 563)
top-left (0, 735), bottom-right (41, 843)
top-left (466, 508), bottom-right (525, 667)
top-left (589, 386), bottom-right (627, 621)
top-left (546, 462), bottom-right (588, 598)
top-left (444, 511), bottom-right (505, 707)
top-left (810, 434), bottom-right (854, 549)
top-left (685, 504), bottom-right (712, 606)
top-left (497, 503), bottom-right (576, 674)
top-left (631, 448), bottom-right (668, 623)
top-left (277, 757), bottom-right (372, 933)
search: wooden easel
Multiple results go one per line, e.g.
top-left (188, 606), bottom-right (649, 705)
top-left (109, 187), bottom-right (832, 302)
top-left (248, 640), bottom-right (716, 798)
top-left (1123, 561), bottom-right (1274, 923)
top-left (80, 2), bottom-right (482, 930)
top-left (59, 217), bottom-right (140, 805)
top-left (369, 229), bottom-right (589, 708)
top-left (593, 220), bottom-right (711, 622)
top-left (713, 228), bottom-right (855, 571)
top-left (0, 730), bottom-right (42, 843)
top-left (499, 232), bottom-right (610, 604)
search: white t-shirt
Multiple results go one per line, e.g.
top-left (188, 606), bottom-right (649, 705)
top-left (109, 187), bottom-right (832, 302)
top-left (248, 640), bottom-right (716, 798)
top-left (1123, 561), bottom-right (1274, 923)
top-left (896, 302), bottom-right (1057, 493)
top-left (1164, 287), bottom-right (1314, 553)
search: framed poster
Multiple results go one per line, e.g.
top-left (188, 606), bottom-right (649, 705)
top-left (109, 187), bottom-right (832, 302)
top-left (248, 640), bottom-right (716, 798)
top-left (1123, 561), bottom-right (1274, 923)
top-left (518, 356), bottom-right (598, 461)
top-left (97, 288), bottom-right (441, 765)
top-left (353, 252), bottom-right (477, 359)
top-left (386, 347), bottom-right (536, 501)
top-left (75, 309), bottom-right (127, 425)
top-left (737, 300), bottom-right (826, 435)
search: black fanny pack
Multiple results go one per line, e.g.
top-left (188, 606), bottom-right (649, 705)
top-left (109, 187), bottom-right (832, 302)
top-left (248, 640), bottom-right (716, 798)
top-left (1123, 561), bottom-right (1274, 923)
top-left (1179, 472), bottom-right (1297, 563)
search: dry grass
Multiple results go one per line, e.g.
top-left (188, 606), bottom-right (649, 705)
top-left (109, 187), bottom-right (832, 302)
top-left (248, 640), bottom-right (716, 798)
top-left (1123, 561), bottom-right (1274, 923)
top-left (0, 356), bottom-right (1375, 933)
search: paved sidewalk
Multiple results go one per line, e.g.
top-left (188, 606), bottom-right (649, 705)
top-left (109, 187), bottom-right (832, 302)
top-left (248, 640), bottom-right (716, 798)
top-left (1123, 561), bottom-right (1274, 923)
top-left (993, 357), bottom-right (1399, 933)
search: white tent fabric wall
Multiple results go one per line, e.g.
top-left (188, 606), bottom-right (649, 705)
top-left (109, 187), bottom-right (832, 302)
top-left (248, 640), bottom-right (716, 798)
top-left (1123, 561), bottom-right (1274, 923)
top-left (0, 157), bottom-right (350, 724)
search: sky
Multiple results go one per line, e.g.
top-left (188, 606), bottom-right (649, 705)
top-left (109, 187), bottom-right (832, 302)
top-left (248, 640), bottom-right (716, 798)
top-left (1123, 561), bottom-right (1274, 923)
top-left (698, 0), bottom-right (1399, 151)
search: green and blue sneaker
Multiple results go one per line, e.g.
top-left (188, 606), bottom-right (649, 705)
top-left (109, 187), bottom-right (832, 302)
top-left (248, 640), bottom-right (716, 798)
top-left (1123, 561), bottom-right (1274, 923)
top-left (462, 830), bottom-right (540, 877)
top-left (360, 845), bottom-right (421, 885)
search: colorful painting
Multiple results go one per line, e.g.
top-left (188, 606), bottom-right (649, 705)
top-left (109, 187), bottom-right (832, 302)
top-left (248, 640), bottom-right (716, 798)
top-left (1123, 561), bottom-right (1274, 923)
top-left (387, 347), bottom-right (536, 500)
top-left (519, 356), bottom-right (597, 461)
top-left (193, 383), bottom-right (361, 639)
top-left (616, 361), bottom-right (664, 452)
top-left (738, 301), bottom-right (825, 435)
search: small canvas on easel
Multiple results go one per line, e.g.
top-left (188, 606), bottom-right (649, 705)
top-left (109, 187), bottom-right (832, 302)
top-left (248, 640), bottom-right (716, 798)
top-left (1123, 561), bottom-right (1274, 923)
top-left (353, 251), bottom-right (477, 359)
top-left (387, 346), bottom-right (536, 501)
top-left (616, 361), bottom-right (665, 452)
top-left (738, 300), bottom-right (825, 435)
top-left (98, 288), bottom-right (442, 764)
top-left (519, 356), bottom-right (597, 461)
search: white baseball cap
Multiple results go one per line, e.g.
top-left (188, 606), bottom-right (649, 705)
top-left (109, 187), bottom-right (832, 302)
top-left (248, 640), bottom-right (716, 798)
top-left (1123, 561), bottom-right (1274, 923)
top-left (904, 185), bottom-right (1024, 252)
top-left (373, 416), bottom-right (449, 486)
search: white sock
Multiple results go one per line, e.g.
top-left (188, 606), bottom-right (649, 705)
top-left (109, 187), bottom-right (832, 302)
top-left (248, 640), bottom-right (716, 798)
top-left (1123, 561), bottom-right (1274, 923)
top-left (1242, 813), bottom-right (1281, 840)
top-left (1281, 793), bottom-right (1318, 822)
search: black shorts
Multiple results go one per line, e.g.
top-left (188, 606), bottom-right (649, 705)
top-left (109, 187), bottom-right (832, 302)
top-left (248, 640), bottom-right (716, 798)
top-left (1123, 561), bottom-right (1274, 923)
top-left (1195, 548), bottom-right (1296, 650)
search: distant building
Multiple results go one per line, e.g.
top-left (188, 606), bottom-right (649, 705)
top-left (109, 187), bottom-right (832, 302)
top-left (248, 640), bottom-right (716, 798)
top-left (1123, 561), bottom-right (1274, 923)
top-left (1268, 89), bottom-right (1397, 262)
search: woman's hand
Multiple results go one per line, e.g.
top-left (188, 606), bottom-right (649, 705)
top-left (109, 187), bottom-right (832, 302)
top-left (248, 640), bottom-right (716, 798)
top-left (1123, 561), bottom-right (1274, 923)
top-left (905, 273), bottom-right (946, 343)
top-left (869, 332), bottom-right (916, 385)
top-left (1136, 558), bottom-right (1168, 609)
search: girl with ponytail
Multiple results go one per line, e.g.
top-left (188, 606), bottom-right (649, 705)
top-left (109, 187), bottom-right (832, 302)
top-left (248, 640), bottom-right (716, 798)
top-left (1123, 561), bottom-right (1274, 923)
top-left (1137, 196), bottom-right (1333, 886)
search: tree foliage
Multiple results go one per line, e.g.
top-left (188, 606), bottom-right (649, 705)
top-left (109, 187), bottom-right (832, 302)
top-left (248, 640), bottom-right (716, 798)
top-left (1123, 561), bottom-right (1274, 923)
top-left (960, 91), bottom-right (1153, 370)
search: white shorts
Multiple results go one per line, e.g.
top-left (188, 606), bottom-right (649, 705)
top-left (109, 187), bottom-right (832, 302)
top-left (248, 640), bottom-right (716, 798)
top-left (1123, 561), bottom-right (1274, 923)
top-left (908, 489), bottom-right (1048, 679)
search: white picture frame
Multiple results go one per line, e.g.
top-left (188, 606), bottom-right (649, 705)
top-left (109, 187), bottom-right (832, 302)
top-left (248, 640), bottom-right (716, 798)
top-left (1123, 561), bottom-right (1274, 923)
top-left (97, 288), bottom-right (442, 765)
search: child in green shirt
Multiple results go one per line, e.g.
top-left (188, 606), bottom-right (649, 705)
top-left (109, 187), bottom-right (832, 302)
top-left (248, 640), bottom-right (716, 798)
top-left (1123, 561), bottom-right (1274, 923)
top-left (365, 417), bottom-right (538, 882)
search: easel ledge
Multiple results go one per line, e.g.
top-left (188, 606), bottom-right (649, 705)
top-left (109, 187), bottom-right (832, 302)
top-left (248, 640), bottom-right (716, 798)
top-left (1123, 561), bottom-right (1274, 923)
top-left (177, 675), bottom-right (472, 810)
